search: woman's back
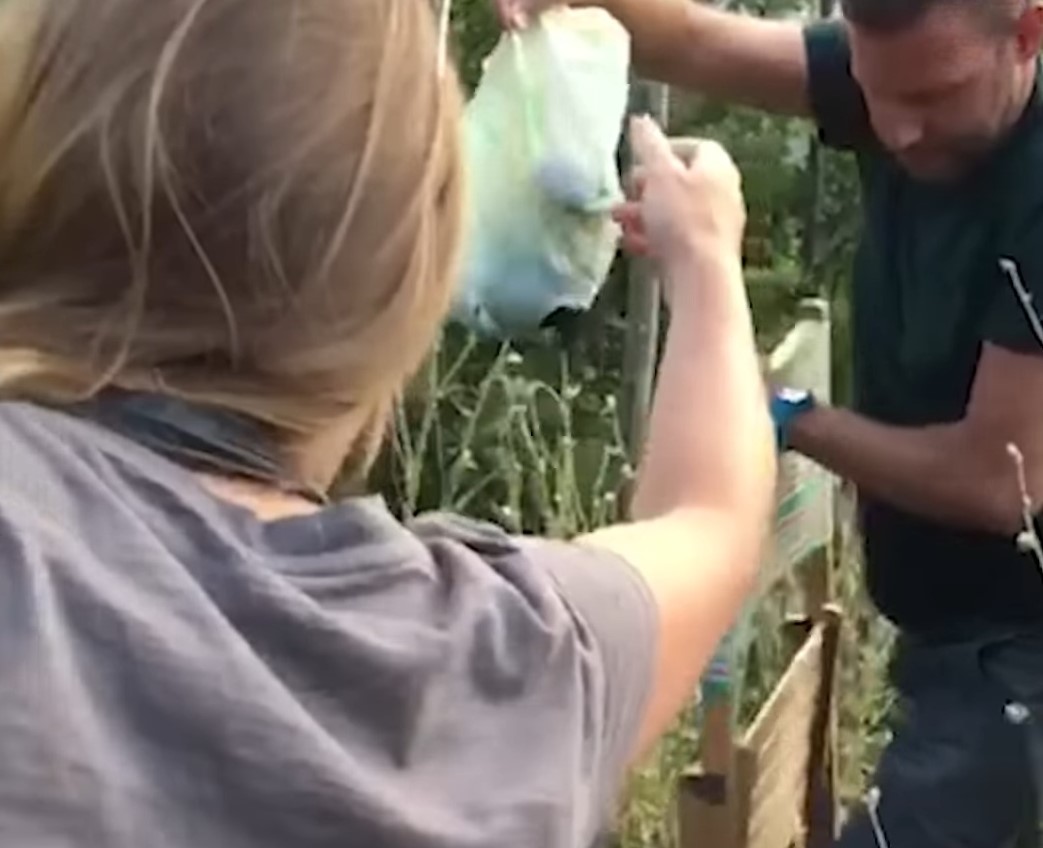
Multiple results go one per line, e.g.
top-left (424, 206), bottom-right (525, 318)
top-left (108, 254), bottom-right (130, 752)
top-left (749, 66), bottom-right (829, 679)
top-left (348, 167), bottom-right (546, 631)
top-left (0, 400), bottom-right (654, 847)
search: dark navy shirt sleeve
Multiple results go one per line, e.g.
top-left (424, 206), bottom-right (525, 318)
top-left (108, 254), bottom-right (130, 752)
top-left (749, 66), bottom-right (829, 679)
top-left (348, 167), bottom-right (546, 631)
top-left (803, 19), bottom-right (875, 151)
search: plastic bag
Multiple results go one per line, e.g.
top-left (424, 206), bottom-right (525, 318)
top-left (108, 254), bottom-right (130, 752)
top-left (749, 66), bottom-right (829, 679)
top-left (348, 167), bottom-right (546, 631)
top-left (449, 7), bottom-right (631, 340)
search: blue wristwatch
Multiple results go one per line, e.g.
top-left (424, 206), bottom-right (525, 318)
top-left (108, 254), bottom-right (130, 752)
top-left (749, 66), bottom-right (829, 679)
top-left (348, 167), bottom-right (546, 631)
top-left (770, 387), bottom-right (816, 452)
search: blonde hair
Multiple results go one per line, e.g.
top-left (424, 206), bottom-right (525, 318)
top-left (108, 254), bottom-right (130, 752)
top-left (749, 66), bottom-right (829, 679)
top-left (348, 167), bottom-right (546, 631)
top-left (0, 0), bottom-right (465, 487)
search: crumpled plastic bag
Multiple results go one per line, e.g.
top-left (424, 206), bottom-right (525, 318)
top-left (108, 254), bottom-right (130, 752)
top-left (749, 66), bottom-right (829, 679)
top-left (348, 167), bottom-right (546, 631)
top-left (449, 7), bottom-right (631, 340)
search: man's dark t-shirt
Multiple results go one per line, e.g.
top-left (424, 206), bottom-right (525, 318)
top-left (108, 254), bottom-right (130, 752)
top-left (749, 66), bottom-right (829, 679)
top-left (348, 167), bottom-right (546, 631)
top-left (803, 20), bottom-right (1043, 633)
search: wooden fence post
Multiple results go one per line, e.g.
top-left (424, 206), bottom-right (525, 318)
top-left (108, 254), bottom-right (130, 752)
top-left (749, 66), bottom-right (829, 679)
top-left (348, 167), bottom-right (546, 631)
top-left (802, 0), bottom-right (837, 280)
top-left (620, 80), bottom-right (669, 473)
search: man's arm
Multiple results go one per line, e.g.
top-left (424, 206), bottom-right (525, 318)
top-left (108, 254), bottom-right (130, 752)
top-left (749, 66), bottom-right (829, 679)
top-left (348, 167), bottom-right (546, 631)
top-left (580, 0), bottom-right (812, 116)
top-left (789, 343), bottom-right (1043, 536)
top-left (499, 0), bottom-right (874, 146)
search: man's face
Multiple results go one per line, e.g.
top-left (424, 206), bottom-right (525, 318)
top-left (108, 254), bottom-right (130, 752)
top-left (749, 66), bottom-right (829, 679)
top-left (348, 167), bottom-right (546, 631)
top-left (849, 3), bottom-right (1043, 182)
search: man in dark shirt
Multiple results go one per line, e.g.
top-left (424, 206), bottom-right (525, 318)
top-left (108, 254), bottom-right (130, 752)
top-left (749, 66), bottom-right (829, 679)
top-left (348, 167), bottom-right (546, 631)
top-left (495, 0), bottom-right (1043, 844)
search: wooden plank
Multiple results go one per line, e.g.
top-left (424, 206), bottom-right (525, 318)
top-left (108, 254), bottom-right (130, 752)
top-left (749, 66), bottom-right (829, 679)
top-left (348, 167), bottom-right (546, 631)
top-left (678, 699), bottom-right (739, 848)
top-left (678, 765), bottom-right (739, 848)
top-left (702, 699), bottom-right (736, 774)
top-left (733, 745), bottom-right (757, 848)
top-left (805, 606), bottom-right (843, 848)
top-left (741, 626), bottom-right (824, 756)
top-left (738, 627), bottom-right (826, 848)
top-left (800, 546), bottom-right (831, 622)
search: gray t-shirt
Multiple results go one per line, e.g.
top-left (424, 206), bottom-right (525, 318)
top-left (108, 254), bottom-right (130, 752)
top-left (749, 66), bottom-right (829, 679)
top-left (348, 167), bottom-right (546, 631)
top-left (0, 402), bottom-right (657, 848)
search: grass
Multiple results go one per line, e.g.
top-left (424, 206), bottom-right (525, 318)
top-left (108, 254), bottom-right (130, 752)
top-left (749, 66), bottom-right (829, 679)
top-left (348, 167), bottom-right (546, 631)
top-left (372, 294), bottom-right (893, 848)
top-left (370, 326), bottom-right (631, 536)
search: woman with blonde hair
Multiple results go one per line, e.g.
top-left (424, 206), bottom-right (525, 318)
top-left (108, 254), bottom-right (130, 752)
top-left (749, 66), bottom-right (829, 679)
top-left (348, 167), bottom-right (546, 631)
top-left (0, 0), bottom-right (775, 845)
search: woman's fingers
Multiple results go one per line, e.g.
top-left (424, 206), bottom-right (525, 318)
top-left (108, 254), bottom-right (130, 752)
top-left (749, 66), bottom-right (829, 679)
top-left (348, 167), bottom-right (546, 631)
top-left (494, 0), bottom-right (527, 29)
top-left (628, 114), bottom-right (677, 170)
top-left (620, 232), bottom-right (650, 256)
top-left (612, 201), bottom-right (642, 226)
top-left (624, 167), bottom-right (647, 201)
top-left (612, 203), bottom-right (645, 239)
top-left (613, 202), bottom-right (649, 255)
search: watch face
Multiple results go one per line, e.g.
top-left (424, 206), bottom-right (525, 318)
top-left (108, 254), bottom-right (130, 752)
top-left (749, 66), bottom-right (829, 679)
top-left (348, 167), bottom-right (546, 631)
top-left (777, 387), bottom-right (810, 404)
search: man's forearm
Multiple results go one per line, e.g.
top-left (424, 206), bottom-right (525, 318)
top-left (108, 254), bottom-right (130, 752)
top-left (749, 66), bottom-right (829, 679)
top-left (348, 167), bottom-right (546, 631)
top-left (790, 405), bottom-right (1022, 535)
top-left (581, 0), bottom-right (812, 116)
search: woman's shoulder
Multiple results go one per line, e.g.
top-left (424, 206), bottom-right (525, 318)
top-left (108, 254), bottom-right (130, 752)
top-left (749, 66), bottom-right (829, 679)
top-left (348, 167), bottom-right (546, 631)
top-left (408, 509), bottom-right (654, 627)
top-left (0, 400), bottom-right (170, 477)
top-left (0, 401), bottom-right (143, 503)
top-left (0, 402), bottom-right (656, 844)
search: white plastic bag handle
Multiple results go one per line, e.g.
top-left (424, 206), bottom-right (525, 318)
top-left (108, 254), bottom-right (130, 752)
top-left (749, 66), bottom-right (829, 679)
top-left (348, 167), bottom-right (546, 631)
top-left (507, 31), bottom-right (544, 164)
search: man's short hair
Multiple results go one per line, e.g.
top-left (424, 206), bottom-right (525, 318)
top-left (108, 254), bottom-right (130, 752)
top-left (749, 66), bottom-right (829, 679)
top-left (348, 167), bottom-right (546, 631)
top-left (839, 0), bottom-right (1027, 34)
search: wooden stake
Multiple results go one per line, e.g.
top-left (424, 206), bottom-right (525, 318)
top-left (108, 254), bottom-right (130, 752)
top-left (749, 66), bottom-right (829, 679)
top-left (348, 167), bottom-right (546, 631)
top-left (621, 80), bottom-right (669, 485)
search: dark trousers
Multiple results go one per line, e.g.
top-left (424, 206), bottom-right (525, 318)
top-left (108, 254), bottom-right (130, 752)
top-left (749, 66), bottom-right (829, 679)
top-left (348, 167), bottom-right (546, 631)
top-left (836, 627), bottom-right (1043, 848)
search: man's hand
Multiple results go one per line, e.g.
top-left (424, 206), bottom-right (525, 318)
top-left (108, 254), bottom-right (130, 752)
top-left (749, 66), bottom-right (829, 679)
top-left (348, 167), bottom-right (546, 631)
top-left (493, 0), bottom-right (811, 118)
top-left (494, 0), bottom-right (563, 29)
top-left (782, 343), bottom-right (1043, 536)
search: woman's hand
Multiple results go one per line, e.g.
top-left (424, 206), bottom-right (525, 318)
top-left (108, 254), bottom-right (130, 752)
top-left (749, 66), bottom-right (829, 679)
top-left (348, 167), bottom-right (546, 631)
top-left (613, 117), bottom-right (746, 301)
top-left (582, 118), bottom-right (770, 769)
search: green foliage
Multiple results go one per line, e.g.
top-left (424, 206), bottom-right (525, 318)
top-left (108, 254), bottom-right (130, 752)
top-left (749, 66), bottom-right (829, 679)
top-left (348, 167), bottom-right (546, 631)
top-left (450, 0), bottom-right (500, 91)
top-left (370, 325), bottom-right (631, 537)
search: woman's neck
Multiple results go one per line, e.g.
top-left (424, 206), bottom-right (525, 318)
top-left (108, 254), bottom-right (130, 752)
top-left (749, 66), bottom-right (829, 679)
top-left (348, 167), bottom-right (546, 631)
top-left (196, 472), bottom-right (323, 521)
